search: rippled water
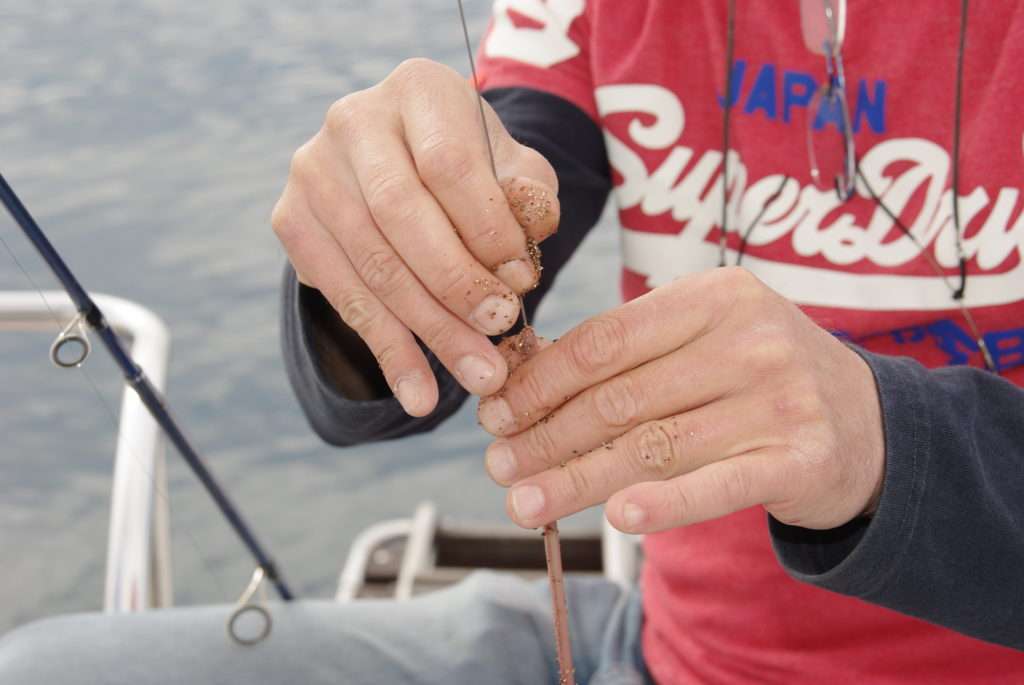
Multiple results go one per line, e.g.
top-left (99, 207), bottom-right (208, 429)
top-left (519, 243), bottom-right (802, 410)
top-left (0, 1), bottom-right (618, 630)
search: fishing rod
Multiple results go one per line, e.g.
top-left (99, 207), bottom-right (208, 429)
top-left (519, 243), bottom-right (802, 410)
top-left (0, 172), bottom-right (294, 603)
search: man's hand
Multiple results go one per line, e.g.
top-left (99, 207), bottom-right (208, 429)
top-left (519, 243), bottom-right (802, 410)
top-left (272, 59), bottom-right (559, 416)
top-left (478, 268), bottom-right (886, 534)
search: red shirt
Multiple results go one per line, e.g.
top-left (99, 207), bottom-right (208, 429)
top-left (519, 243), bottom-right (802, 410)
top-left (479, 1), bottom-right (1024, 682)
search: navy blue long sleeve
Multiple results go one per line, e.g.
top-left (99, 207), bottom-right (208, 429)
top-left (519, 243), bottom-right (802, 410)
top-left (771, 351), bottom-right (1024, 650)
top-left (280, 87), bottom-right (1024, 651)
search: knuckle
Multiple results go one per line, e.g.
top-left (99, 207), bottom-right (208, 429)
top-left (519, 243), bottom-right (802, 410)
top-left (387, 59), bottom-right (462, 99)
top-left (415, 133), bottom-right (475, 188)
top-left (372, 340), bottom-right (403, 377)
top-left (363, 171), bottom-right (417, 224)
top-left (324, 95), bottom-right (364, 138)
top-left (744, 327), bottom-right (797, 374)
top-left (631, 421), bottom-right (681, 479)
top-left (668, 479), bottom-right (695, 523)
top-left (465, 217), bottom-right (509, 251)
top-left (390, 57), bottom-right (437, 86)
top-left (708, 266), bottom-right (766, 317)
top-left (568, 316), bottom-right (630, 377)
top-left (333, 288), bottom-right (379, 333)
top-left (418, 314), bottom-right (457, 354)
top-left (516, 367), bottom-right (551, 413)
top-left (270, 199), bottom-right (300, 245)
top-left (522, 423), bottom-right (560, 469)
top-left (356, 249), bottom-right (407, 298)
top-left (288, 142), bottom-right (316, 182)
top-left (772, 381), bottom-right (825, 424)
top-left (719, 265), bottom-right (762, 296)
top-left (592, 376), bottom-right (641, 428)
top-left (561, 458), bottom-right (592, 501)
top-left (431, 265), bottom-right (472, 306)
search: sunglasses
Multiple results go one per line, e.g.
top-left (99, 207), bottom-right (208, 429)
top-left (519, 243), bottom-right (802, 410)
top-left (801, 0), bottom-right (856, 201)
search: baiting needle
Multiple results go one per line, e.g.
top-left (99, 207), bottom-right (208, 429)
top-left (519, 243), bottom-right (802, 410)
top-left (455, 4), bottom-right (574, 684)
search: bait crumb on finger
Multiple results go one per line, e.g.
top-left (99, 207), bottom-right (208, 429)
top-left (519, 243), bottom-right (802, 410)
top-left (502, 178), bottom-right (558, 238)
top-left (496, 325), bottom-right (543, 375)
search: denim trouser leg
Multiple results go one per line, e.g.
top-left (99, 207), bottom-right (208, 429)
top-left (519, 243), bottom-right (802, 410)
top-left (0, 571), bottom-right (650, 685)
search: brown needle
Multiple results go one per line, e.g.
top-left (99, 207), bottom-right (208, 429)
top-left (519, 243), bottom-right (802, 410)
top-left (456, 3), bottom-right (574, 682)
top-left (543, 521), bottom-right (576, 684)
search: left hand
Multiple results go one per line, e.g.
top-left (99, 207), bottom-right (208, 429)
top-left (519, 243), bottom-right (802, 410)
top-left (477, 267), bottom-right (886, 534)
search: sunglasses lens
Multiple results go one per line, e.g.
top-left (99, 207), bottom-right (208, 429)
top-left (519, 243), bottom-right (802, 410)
top-left (800, 0), bottom-right (841, 56)
top-left (806, 87), bottom-right (853, 198)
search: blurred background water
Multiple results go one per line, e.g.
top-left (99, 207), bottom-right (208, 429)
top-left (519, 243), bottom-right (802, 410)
top-left (0, 1), bottom-right (618, 630)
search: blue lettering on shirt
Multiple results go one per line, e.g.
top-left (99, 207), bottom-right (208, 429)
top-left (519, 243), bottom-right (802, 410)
top-left (717, 59), bottom-right (747, 108)
top-left (926, 320), bottom-right (979, 366)
top-left (782, 70), bottom-right (817, 122)
top-left (718, 59), bottom-right (887, 134)
top-left (853, 80), bottom-right (886, 134)
top-left (890, 326), bottom-right (928, 345)
top-left (987, 329), bottom-right (1024, 371)
top-left (744, 63), bottom-right (777, 119)
top-left (885, 320), bottom-right (1024, 373)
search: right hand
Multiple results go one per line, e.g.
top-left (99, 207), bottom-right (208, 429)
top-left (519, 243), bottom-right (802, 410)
top-left (272, 58), bottom-right (560, 417)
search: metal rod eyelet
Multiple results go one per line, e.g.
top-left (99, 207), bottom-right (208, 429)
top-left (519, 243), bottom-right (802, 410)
top-left (50, 314), bottom-right (91, 368)
top-left (227, 567), bottom-right (272, 646)
top-left (228, 604), bottom-right (272, 646)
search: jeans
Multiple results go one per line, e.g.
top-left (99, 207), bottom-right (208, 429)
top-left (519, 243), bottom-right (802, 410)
top-left (0, 571), bottom-right (651, 684)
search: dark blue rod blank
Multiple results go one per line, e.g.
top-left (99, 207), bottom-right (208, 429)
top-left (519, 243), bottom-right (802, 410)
top-left (0, 172), bottom-right (293, 601)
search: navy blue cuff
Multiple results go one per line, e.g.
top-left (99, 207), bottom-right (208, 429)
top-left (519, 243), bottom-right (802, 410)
top-left (280, 264), bottom-right (464, 447)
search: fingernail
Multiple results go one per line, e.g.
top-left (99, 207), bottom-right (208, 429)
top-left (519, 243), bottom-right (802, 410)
top-left (394, 376), bottom-right (423, 415)
top-left (478, 397), bottom-right (516, 435)
top-left (494, 258), bottom-right (537, 293)
top-left (511, 485), bottom-right (545, 520)
top-left (470, 294), bottom-right (520, 336)
top-left (455, 355), bottom-right (496, 390)
top-left (622, 503), bottom-right (646, 530)
top-left (485, 441), bottom-right (517, 483)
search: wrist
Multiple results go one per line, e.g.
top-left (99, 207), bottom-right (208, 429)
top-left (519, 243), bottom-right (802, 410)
top-left (842, 341), bottom-right (887, 520)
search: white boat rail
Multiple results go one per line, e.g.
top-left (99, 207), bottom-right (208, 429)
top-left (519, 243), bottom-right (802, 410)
top-left (335, 502), bottom-right (642, 602)
top-left (335, 519), bottom-right (413, 602)
top-left (602, 518), bottom-right (641, 589)
top-left (0, 290), bottom-right (172, 613)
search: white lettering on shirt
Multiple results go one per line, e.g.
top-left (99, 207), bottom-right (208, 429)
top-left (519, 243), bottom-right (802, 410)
top-left (595, 84), bottom-right (1024, 310)
top-left (485, 0), bottom-right (584, 68)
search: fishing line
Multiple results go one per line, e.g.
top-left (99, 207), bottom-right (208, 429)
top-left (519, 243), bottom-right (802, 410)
top-left (856, 166), bottom-right (996, 371)
top-left (455, 0), bottom-right (531, 331)
top-left (719, 0), bottom-right (737, 266)
top-left (951, 0), bottom-right (969, 300)
top-left (733, 174), bottom-right (790, 267)
top-left (457, 0), bottom-right (498, 180)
